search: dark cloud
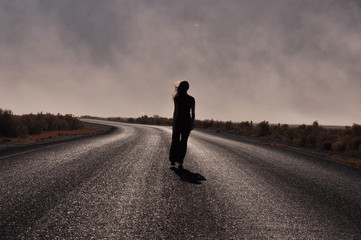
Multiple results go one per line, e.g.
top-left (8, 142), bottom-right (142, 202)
top-left (1, 0), bottom-right (360, 125)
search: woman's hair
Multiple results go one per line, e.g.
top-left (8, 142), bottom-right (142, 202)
top-left (173, 80), bottom-right (189, 98)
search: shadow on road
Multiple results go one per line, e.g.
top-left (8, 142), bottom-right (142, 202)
top-left (170, 167), bottom-right (206, 184)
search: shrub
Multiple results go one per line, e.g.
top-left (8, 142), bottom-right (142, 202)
top-left (321, 141), bottom-right (332, 150)
top-left (332, 141), bottom-right (346, 152)
top-left (22, 113), bottom-right (48, 134)
top-left (0, 109), bottom-right (19, 137)
top-left (306, 135), bottom-right (317, 147)
top-left (202, 119), bottom-right (214, 129)
top-left (0, 109), bottom-right (83, 138)
top-left (64, 114), bottom-right (83, 130)
top-left (345, 136), bottom-right (361, 151)
top-left (257, 121), bottom-right (270, 137)
top-left (351, 124), bottom-right (361, 136)
top-left (127, 118), bottom-right (135, 123)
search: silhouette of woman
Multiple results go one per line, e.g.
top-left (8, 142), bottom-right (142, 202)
top-left (169, 81), bottom-right (195, 169)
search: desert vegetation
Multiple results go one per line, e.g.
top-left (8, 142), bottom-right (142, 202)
top-left (8, 110), bottom-right (360, 157)
top-left (0, 109), bottom-right (83, 138)
top-left (88, 115), bottom-right (360, 157)
top-left (197, 119), bottom-right (361, 157)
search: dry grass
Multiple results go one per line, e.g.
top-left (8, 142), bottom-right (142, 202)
top-left (2, 123), bottom-right (105, 145)
top-left (327, 156), bottom-right (361, 168)
top-left (268, 143), bottom-right (289, 148)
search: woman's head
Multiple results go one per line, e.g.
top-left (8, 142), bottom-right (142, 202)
top-left (176, 80), bottom-right (189, 96)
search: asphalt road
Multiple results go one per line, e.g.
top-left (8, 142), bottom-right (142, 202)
top-left (1, 120), bottom-right (360, 239)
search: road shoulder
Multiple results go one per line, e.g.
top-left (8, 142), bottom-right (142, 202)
top-left (196, 128), bottom-right (361, 169)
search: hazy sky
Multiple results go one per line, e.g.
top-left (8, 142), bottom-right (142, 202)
top-left (1, 0), bottom-right (361, 125)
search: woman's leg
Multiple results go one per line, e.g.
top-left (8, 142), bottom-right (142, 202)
top-left (169, 130), bottom-right (181, 163)
top-left (178, 130), bottom-right (191, 164)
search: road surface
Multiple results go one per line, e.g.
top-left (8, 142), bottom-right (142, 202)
top-left (1, 120), bottom-right (360, 239)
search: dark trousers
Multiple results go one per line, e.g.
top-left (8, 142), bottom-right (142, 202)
top-left (169, 129), bottom-right (191, 164)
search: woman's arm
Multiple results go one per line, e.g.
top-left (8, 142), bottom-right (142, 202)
top-left (191, 101), bottom-right (195, 130)
top-left (173, 100), bottom-right (178, 127)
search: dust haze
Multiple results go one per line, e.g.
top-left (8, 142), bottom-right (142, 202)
top-left (1, 0), bottom-right (361, 125)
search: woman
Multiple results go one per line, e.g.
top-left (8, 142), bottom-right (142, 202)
top-left (169, 80), bottom-right (195, 169)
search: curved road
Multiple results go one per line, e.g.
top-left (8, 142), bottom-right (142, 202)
top-left (1, 120), bottom-right (360, 239)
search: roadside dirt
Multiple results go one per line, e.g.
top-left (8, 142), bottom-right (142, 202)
top-left (0, 122), bottom-right (112, 150)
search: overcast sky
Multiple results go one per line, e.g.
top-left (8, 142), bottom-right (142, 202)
top-left (1, 0), bottom-right (361, 125)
